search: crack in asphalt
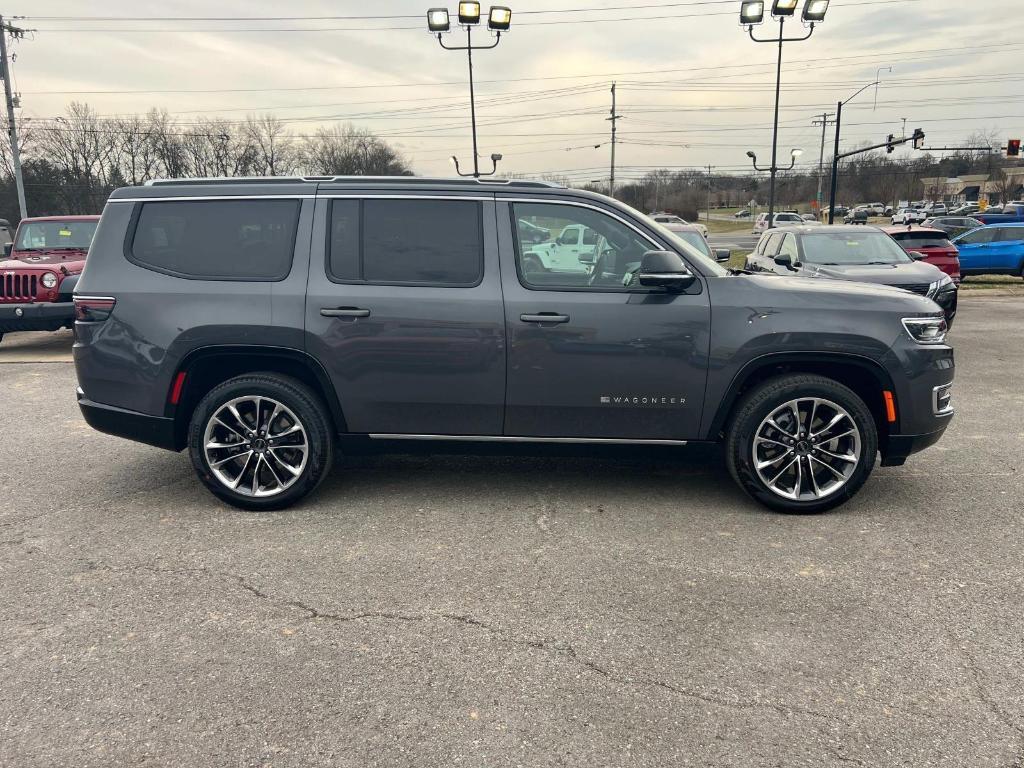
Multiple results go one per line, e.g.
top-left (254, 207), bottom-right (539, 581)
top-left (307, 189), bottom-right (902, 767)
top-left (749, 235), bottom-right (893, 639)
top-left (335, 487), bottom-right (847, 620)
top-left (87, 559), bottom-right (1005, 744)
top-left (948, 630), bottom-right (1024, 743)
top-left (207, 567), bottom-right (848, 727)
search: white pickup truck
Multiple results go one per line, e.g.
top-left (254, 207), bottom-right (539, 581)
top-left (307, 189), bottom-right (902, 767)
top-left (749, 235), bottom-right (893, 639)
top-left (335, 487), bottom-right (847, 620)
top-left (521, 224), bottom-right (600, 273)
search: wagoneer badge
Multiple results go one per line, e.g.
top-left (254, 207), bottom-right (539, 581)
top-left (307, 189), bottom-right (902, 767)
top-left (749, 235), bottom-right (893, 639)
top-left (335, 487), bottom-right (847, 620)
top-left (600, 395), bottom-right (686, 406)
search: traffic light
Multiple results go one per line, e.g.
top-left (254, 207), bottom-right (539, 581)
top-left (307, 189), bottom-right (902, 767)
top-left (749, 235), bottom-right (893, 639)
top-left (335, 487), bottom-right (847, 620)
top-left (912, 128), bottom-right (925, 150)
top-left (886, 134), bottom-right (895, 154)
top-left (1009, 139), bottom-right (1021, 157)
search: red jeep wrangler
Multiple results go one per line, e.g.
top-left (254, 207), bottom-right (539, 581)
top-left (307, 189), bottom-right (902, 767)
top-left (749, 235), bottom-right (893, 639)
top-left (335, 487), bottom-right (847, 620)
top-left (0, 215), bottom-right (100, 345)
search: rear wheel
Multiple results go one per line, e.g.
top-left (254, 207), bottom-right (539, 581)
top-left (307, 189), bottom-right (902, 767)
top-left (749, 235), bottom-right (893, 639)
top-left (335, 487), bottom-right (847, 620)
top-left (188, 373), bottom-right (334, 511)
top-left (726, 375), bottom-right (877, 513)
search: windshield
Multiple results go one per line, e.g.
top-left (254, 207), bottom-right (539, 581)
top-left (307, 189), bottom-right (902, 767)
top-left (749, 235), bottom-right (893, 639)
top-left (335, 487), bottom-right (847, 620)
top-left (14, 220), bottom-right (97, 252)
top-left (642, 215), bottom-right (728, 276)
top-left (672, 230), bottom-right (713, 258)
top-left (800, 231), bottom-right (912, 265)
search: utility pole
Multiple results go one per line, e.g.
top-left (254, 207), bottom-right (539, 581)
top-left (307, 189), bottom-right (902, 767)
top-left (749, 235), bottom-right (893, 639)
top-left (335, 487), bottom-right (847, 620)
top-left (811, 112), bottom-right (835, 217)
top-left (607, 82), bottom-right (621, 198)
top-left (706, 164), bottom-right (712, 224)
top-left (0, 15), bottom-right (27, 220)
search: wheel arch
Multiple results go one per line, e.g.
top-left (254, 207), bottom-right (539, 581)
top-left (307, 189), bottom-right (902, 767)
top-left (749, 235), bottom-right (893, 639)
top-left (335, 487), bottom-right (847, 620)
top-left (706, 352), bottom-right (899, 442)
top-left (166, 345), bottom-right (347, 450)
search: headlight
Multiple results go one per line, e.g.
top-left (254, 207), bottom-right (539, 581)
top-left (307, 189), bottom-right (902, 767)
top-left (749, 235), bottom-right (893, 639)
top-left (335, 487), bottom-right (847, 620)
top-left (902, 315), bottom-right (948, 344)
top-left (927, 273), bottom-right (953, 298)
top-left (41, 272), bottom-right (58, 289)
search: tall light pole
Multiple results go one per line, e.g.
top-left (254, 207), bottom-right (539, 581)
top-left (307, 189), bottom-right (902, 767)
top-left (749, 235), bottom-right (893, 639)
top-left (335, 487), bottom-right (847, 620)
top-left (428, 3), bottom-right (511, 178)
top-left (747, 148), bottom-right (804, 183)
top-left (827, 71), bottom-right (891, 223)
top-left (739, 0), bottom-right (828, 228)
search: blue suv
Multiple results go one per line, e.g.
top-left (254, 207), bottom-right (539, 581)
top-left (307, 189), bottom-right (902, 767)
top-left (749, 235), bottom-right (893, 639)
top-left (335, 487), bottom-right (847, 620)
top-left (952, 223), bottom-right (1024, 279)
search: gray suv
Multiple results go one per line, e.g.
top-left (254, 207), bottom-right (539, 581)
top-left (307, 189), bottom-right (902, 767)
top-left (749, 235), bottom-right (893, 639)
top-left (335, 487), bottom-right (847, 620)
top-left (73, 177), bottom-right (955, 513)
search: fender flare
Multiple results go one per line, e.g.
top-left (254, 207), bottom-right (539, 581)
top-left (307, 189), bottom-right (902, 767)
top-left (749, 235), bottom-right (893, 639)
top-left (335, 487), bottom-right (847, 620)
top-left (168, 344), bottom-right (348, 434)
top-left (704, 351), bottom-right (898, 439)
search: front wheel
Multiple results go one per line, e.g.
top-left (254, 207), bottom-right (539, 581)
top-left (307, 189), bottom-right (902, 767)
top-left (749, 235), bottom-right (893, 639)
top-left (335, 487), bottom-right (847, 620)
top-left (726, 375), bottom-right (878, 513)
top-left (188, 373), bottom-right (334, 511)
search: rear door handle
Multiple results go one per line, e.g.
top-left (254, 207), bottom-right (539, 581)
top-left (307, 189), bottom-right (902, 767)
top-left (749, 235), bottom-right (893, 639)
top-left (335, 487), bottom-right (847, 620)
top-left (520, 313), bottom-right (569, 324)
top-left (321, 307), bottom-right (371, 318)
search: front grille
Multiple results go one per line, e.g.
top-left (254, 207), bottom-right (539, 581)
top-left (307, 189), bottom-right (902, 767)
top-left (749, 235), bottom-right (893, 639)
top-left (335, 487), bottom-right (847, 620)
top-left (888, 283), bottom-right (931, 296)
top-left (0, 273), bottom-right (38, 302)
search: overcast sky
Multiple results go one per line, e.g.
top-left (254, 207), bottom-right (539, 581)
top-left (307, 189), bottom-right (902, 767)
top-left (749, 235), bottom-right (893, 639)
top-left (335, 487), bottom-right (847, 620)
top-left (7, 0), bottom-right (1022, 182)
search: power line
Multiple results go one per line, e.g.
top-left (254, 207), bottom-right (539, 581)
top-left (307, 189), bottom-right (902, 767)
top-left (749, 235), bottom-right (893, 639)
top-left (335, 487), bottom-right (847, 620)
top-left (16, 2), bottom-right (746, 21)
top-left (22, 0), bottom-right (922, 32)
top-left (21, 40), bottom-right (1024, 96)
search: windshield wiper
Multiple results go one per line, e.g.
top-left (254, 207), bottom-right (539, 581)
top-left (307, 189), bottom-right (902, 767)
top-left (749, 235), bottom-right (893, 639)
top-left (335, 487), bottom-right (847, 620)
top-left (864, 261), bottom-right (894, 265)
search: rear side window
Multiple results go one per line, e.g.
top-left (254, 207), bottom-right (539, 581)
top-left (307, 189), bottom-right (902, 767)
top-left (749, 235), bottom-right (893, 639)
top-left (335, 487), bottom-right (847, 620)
top-left (328, 199), bottom-right (482, 286)
top-left (130, 199), bottom-right (299, 281)
top-left (998, 228), bottom-right (1024, 243)
top-left (889, 232), bottom-right (954, 249)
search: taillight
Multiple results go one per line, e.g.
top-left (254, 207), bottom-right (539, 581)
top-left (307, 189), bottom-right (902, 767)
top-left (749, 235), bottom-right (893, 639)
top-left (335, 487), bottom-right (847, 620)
top-left (74, 296), bottom-right (116, 322)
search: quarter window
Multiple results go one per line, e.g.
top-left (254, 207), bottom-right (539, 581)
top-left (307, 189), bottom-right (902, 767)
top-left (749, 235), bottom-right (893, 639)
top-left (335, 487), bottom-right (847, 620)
top-left (130, 199), bottom-right (300, 281)
top-left (328, 199), bottom-right (483, 286)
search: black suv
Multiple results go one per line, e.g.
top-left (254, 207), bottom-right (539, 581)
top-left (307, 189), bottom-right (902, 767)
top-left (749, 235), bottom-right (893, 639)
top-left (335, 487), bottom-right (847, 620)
top-left (74, 177), bottom-right (955, 513)
top-left (744, 225), bottom-right (958, 324)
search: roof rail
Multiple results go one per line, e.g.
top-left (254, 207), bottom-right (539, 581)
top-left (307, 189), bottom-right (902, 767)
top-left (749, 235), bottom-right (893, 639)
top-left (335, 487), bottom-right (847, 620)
top-left (144, 175), bottom-right (564, 189)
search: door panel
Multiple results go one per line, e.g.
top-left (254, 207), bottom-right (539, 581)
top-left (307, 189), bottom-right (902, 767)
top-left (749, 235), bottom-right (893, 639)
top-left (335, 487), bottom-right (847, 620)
top-left (498, 199), bottom-right (710, 440)
top-left (994, 228), bottom-right (1024, 270)
top-left (305, 196), bottom-right (506, 435)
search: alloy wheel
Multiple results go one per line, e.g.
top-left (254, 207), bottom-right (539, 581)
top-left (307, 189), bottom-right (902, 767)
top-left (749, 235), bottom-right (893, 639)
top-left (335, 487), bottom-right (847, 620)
top-left (202, 396), bottom-right (308, 497)
top-left (752, 397), bottom-right (862, 501)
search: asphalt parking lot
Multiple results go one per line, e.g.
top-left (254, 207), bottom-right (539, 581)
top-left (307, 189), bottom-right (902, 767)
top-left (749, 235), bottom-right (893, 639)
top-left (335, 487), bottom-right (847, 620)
top-left (1, 296), bottom-right (1022, 768)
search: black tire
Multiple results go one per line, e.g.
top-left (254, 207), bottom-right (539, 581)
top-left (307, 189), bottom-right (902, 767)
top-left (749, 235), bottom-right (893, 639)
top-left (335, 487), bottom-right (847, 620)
top-left (523, 255), bottom-right (543, 273)
top-left (187, 373), bottom-right (334, 511)
top-left (725, 374), bottom-right (878, 514)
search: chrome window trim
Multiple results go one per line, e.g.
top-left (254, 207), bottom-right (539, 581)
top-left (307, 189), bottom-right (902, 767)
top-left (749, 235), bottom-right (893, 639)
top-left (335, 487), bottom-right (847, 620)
top-left (319, 194), bottom-right (493, 202)
top-left (109, 195), bottom-right (316, 203)
top-left (368, 433), bottom-right (688, 446)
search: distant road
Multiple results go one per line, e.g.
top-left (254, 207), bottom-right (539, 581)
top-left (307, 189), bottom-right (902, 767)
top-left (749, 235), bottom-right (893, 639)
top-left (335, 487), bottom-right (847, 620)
top-left (708, 232), bottom-right (760, 252)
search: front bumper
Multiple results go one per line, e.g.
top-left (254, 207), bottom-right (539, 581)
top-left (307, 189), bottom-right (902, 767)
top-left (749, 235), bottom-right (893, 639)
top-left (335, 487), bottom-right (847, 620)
top-left (77, 388), bottom-right (179, 451)
top-left (0, 301), bottom-right (74, 334)
top-left (879, 426), bottom-right (948, 466)
top-left (880, 339), bottom-right (954, 464)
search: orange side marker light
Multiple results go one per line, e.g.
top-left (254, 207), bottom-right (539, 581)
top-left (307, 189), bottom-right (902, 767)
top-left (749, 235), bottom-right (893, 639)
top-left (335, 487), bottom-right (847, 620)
top-left (882, 390), bottom-right (896, 423)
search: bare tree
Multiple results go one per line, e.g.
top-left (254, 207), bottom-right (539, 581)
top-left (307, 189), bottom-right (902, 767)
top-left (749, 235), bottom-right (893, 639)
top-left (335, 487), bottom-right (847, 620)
top-left (299, 124), bottom-right (409, 176)
top-left (245, 115), bottom-right (296, 176)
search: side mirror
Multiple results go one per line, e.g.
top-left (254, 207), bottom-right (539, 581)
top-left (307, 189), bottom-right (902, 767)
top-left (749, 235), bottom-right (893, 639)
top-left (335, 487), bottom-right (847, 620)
top-left (714, 248), bottom-right (731, 263)
top-left (2, 242), bottom-right (11, 258)
top-left (637, 250), bottom-right (695, 291)
top-left (773, 253), bottom-right (797, 269)
top-left (907, 250), bottom-right (927, 261)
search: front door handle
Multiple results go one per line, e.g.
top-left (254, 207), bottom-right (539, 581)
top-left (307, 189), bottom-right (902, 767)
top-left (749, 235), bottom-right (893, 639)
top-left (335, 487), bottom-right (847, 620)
top-left (321, 307), bottom-right (371, 318)
top-left (520, 313), bottom-right (569, 324)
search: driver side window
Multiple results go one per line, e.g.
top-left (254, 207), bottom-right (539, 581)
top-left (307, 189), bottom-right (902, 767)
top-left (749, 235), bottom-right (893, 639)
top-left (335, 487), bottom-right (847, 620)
top-left (961, 227), bottom-right (996, 245)
top-left (778, 234), bottom-right (799, 261)
top-left (512, 202), bottom-right (654, 291)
